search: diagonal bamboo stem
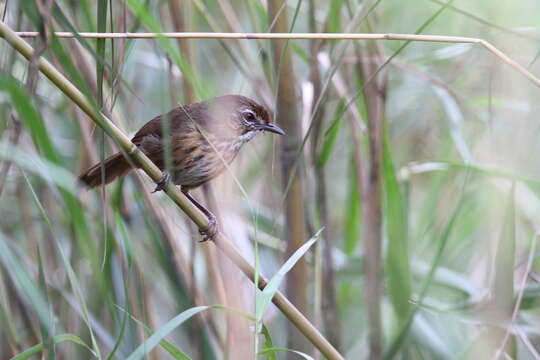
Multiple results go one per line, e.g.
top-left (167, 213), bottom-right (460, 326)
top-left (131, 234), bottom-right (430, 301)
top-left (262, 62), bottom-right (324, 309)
top-left (0, 21), bottom-right (345, 360)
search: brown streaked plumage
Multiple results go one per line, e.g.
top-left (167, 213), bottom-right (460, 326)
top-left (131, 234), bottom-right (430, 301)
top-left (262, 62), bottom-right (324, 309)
top-left (79, 95), bottom-right (284, 240)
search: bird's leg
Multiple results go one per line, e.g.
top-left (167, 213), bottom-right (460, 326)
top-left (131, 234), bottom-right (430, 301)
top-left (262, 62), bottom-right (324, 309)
top-left (181, 187), bottom-right (218, 242)
top-left (152, 170), bottom-right (171, 193)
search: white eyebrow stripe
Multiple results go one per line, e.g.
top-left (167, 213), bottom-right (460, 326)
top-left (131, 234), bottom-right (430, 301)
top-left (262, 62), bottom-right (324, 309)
top-left (241, 109), bottom-right (256, 116)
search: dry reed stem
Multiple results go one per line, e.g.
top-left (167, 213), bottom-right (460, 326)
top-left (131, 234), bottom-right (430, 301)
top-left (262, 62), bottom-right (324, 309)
top-left (267, 1), bottom-right (310, 356)
top-left (0, 21), bottom-right (345, 360)
top-left (494, 233), bottom-right (539, 359)
top-left (308, 0), bottom-right (341, 352)
top-left (359, 39), bottom-right (387, 360)
top-left (12, 31), bottom-right (540, 89)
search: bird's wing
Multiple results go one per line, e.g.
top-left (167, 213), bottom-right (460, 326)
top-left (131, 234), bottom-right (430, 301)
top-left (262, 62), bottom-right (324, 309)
top-left (130, 105), bottom-right (196, 145)
top-left (131, 115), bottom-right (162, 145)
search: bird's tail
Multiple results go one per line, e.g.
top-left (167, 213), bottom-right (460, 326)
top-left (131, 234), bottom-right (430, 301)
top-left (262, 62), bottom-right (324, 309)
top-left (79, 153), bottom-right (133, 188)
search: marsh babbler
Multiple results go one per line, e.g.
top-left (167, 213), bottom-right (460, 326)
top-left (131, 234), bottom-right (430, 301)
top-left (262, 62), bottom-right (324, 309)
top-left (79, 95), bottom-right (284, 240)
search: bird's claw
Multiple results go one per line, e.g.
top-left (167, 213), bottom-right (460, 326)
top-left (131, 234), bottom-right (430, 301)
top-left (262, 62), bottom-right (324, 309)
top-left (152, 171), bottom-right (170, 193)
top-left (198, 217), bottom-right (218, 242)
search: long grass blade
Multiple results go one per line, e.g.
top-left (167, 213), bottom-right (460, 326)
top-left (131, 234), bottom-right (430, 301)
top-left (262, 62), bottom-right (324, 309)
top-left (255, 229), bottom-right (321, 321)
top-left (382, 131), bottom-right (412, 322)
top-left (10, 333), bottom-right (96, 360)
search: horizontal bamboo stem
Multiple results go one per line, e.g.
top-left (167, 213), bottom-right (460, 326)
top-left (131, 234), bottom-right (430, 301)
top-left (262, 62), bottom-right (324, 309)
top-left (13, 31), bottom-right (540, 88)
top-left (14, 31), bottom-right (477, 41)
top-left (0, 21), bottom-right (344, 360)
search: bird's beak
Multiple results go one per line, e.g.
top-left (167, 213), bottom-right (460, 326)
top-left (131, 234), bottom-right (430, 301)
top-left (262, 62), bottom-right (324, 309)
top-left (260, 123), bottom-right (285, 135)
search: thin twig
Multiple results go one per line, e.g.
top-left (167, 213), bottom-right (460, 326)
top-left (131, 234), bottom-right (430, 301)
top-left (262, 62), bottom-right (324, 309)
top-left (515, 325), bottom-right (540, 360)
top-left (10, 31), bottom-right (488, 40)
top-left (493, 232), bottom-right (539, 359)
top-left (0, 20), bottom-right (345, 360)
top-left (12, 31), bottom-right (540, 88)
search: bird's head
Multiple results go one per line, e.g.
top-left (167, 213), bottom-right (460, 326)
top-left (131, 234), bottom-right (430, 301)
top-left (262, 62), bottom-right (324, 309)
top-left (235, 98), bottom-right (285, 137)
top-left (204, 95), bottom-right (284, 143)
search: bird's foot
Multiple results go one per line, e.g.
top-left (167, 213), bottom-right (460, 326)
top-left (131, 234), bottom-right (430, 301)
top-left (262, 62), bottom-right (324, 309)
top-left (152, 171), bottom-right (170, 193)
top-left (198, 216), bottom-right (218, 242)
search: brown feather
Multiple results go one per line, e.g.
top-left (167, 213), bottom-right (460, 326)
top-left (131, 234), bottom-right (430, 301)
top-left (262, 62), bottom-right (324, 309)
top-left (79, 153), bottom-right (133, 188)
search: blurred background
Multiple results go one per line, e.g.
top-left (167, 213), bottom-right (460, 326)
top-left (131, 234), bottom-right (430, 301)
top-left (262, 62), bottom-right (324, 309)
top-left (1, 0), bottom-right (540, 359)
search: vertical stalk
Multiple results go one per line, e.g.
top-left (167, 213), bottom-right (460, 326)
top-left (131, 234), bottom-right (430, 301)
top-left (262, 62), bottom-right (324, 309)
top-left (358, 40), bottom-right (386, 360)
top-left (308, 0), bottom-right (341, 352)
top-left (490, 183), bottom-right (516, 357)
top-left (168, 0), bottom-right (195, 104)
top-left (268, 0), bottom-right (310, 356)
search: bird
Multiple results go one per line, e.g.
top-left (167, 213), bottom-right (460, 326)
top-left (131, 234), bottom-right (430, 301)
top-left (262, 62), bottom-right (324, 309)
top-left (79, 94), bottom-right (284, 241)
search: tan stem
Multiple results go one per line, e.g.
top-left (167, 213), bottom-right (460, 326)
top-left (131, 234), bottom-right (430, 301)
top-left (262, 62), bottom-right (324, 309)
top-left (268, 1), bottom-right (310, 357)
top-left (359, 40), bottom-right (386, 360)
top-left (11, 31), bottom-right (540, 91)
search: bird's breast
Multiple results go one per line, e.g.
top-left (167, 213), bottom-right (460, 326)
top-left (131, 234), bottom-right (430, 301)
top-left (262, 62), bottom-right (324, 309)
top-left (169, 133), bottom-right (243, 187)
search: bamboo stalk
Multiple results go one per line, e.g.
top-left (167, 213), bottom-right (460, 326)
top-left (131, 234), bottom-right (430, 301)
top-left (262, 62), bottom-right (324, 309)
top-left (267, 1), bottom-right (310, 357)
top-left (308, 0), bottom-right (341, 353)
top-left (0, 20), bottom-right (344, 360)
top-left (267, 0), bottom-right (311, 359)
top-left (168, 0), bottom-right (196, 104)
top-left (358, 40), bottom-right (387, 360)
top-left (8, 31), bottom-right (504, 41)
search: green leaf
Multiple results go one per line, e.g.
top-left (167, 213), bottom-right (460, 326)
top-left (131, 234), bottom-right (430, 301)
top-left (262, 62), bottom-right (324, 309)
top-left (490, 182), bottom-right (517, 357)
top-left (96, 0), bottom-right (108, 107)
top-left (0, 142), bottom-right (77, 194)
top-left (36, 247), bottom-right (55, 360)
top-left (11, 333), bottom-right (96, 360)
top-left (126, 306), bottom-right (209, 360)
top-left (382, 131), bottom-right (412, 321)
top-left (115, 305), bottom-right (193, 360)
top-left (316, 104), bottom-right (343, 168)
top-left (260, 325), bottom-right (276, 360)
top-left (257, 347), bottom-right (315, 360)
top-left (0, 75), bottom-right (96, 276)
top-left (0, 76), bottom-right (59, 163)
top-left (255, 229), bottom-right (321, 321)
top-left (493, 182), bottom-right (515, 309)
top-left (385, 183), bottom-right (466, 359)
top-left (0, 233), bottom-right (51, 344)
top-left (326, 0), bottom-right (345, 33)
top-left (291, 43), bottom-right (309, 63)
top-left (21, 173), bottom-right (102, 359)
top-left (344, 154), bottom-right (361, 255)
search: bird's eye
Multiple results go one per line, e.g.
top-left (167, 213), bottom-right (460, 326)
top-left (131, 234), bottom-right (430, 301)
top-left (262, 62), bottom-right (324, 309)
top-left (242, 110), bottom-right (256, 122)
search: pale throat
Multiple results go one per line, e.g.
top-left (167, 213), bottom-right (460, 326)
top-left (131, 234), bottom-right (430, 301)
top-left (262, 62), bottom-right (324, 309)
top-left (215, 129), bottom-right (260, 163)
top-left (232, 129), bottom-right (260, 148)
